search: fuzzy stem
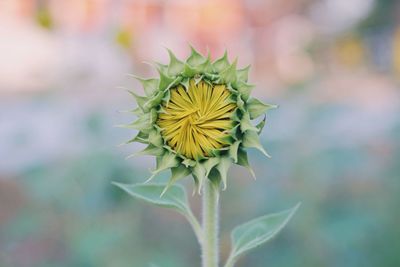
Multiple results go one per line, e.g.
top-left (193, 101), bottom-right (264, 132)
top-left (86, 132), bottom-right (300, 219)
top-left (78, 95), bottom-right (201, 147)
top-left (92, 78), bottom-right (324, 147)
top-left (187, 210), bottom-right (203, 245)
top-left (202, 179), bottom-right (219, 267)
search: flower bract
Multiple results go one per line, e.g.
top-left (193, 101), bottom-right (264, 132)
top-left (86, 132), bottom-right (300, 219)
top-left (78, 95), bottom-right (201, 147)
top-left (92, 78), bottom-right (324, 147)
top-left (122, 47), bottom-right (276, 193)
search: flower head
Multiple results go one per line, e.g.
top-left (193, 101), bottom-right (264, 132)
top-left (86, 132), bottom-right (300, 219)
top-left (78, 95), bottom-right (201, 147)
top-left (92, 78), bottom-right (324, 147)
top-left (158, 79), bottom-right (236, 160)
top-left (123, 47), bottom-right (276, 193)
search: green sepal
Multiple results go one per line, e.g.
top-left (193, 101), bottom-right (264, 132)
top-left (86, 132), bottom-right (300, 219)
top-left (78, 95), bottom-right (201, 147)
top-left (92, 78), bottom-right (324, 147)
top-left (219, 58), bottom-right (238, 84)
top-left (203, 157), bottom-right (220, 178)
top-left (236, 94), bottom-right (245, 112)
top-left (187, 46), bottom-right (206, 67)
top-left (162, 89), bottom-right (171, 104)
top-left (237, 65), bottom-right (251, 82)
top-left (128, 131), bottom-right (148, 144)
top-left (128, 144), bottom-right (164, 158)
top-left (131, 107), bottom-right (143, 115)
top-left (154, 61), bottom-right (169, 74)
top-left (197, 52), bottom-right (213, 73)
top-left (193, 163), bottom-right (206, 194)
top-left (243, 130), bottom-right (271, 158)
top-left (218, 135), bottom-right (235, 146)
top-left (157, 68), bottom-right (175, 91)
top-left (150, 108), bottom-right (158, 123)
top-left (121, 115), bottom-right (152, 132)
top-left (240, 112), bottom-right (258, 133)
top-left (207, 168), bottom-right (222, 189)
top-left (182, 63), bottom-right (198, 77)
top-left (146, 152), bottom-right (180, 182)
top-left (180, 77), bottom-right (190, 90)
top-left (203, 72), bottom-right (219, 82)
top-left (148, 129), bottom-right (163, 146)
top-left (191, 174), bottom-right (200, 196)
top-left (247, 98), bottom-right (277, 119)
top-left (166, 48), bottom-right (184, 76)
top-left (126, 109), bottom-right (157, 132)
top-left (127, 90), bottom-right (148, 111)
top-left (229, 124), bottom-right (241, 141)
top-left (182, 158), bottom-right (197, 167)
top-left (235, 82), bottom-right (254, 101)
top-left (216, 156), bottom-right (231, 190)
top-left (236, 148), bottom-right (256, 178)
top-left (256, 115), bottom-right (266, 134)
top-left (209, 143), bottom-right (230, 156)
top-left (229, 140), bottom-right (241, 163)
top-left (213, 50), bottom-right (230, 72)
top-left (131, 76), bottom-right (159, 97)
top-left (161, 165), bottom-right (191, 196)
top-left (194, 74), bottom-right (203, 85)
top-left (144, 90), bottom-right (165, 110)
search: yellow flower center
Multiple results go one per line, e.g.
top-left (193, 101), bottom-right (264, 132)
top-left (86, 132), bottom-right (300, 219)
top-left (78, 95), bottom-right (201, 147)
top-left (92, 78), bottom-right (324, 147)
top-left (157, 79), bottom-right (236, 160)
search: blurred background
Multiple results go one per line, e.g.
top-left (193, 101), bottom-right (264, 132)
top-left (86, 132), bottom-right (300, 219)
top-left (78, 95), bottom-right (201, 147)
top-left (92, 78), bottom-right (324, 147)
top-left (1, 0), bottom-right (399, 266)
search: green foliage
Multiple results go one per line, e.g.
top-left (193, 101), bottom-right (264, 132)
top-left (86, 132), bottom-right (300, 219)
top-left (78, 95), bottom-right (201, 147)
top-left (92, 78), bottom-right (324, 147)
top-left (112, 183), bottom-right (190, 215)
top-left (225, 203), bottom-right (300, 267)
top-left (111, 182), bottom-right (202, 242)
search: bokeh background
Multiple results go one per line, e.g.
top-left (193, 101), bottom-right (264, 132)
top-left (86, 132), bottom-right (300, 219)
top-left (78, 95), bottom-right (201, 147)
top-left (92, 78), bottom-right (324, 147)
top-left (1, 0), bottom-right (400, 266)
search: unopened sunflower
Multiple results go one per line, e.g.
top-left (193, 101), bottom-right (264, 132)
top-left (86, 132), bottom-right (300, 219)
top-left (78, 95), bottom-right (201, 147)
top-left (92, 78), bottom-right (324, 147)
top-left (123, 47), bottom-right (276, 193)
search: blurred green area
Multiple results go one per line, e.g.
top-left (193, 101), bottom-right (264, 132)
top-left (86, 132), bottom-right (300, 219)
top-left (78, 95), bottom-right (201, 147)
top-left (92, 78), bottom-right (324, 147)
top-left (1, 0), bottom-right (400, 267)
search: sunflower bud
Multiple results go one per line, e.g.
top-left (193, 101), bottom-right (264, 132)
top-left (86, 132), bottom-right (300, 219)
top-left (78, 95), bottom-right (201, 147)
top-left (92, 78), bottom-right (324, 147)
top-left (123, 47), bottom-right (276, 193)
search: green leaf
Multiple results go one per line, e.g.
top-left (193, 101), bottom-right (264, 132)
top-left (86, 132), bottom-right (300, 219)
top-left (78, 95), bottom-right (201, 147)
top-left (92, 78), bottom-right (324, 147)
top-left (112, 183), bottom-right (191, 215)
top-left (227, 203), bottom-right (301, 265)
top-left (247, 98), bottom-right (277, 119)
top-left (113, 182), bottom-right (203, 243)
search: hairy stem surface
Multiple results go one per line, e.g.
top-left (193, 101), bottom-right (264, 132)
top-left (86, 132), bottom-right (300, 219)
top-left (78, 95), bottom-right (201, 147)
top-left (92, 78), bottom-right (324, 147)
top-left (202, 179), bottom-right (219, 267)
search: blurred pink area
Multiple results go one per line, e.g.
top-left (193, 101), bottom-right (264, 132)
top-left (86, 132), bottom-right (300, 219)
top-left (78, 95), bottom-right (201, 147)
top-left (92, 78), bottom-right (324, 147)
top-left (2, 0), bottom-right (397, 97)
